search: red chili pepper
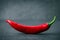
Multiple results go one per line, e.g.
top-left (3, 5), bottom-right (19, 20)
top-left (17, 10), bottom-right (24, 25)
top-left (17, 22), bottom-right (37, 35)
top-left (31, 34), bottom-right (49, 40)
top-left (6, 16), bottom-right (56, 34)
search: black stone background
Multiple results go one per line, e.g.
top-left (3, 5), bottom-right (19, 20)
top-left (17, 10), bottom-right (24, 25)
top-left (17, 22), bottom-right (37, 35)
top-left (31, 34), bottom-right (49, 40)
top-left (0, 0), bottom-right (60, 40)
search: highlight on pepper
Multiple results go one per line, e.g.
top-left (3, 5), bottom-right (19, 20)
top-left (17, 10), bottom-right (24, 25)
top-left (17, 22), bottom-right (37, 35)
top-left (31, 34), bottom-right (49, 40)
top-left (6, 16), bottom-right (56, 34)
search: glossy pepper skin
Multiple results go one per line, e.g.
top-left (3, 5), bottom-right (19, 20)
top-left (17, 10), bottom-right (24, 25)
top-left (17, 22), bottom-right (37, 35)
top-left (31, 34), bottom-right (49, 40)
top-left (6, 16), bottom-right (56, 34)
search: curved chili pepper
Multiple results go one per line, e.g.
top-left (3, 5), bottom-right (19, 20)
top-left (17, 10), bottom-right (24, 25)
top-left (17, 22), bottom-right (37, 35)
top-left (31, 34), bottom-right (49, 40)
top-left (6, 16), bottom-right (56, 34)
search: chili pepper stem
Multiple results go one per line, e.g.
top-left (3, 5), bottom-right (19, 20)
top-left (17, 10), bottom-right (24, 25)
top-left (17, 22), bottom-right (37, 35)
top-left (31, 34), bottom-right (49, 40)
top-left (48, 16), bottom-right (56, 26)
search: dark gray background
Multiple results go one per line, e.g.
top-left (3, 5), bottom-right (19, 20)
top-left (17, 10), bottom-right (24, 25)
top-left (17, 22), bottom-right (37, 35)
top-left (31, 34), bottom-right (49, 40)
top-left (0, 0), bottom-right (60, 40)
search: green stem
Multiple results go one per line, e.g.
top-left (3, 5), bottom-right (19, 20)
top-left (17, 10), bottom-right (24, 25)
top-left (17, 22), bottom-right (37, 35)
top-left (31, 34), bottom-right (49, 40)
top-left (48, 16), bottom-right (56, 26)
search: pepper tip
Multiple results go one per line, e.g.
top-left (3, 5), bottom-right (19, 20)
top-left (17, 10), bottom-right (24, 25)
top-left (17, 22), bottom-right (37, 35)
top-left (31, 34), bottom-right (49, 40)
top-left (6, 19), bottom-right (11, 23)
